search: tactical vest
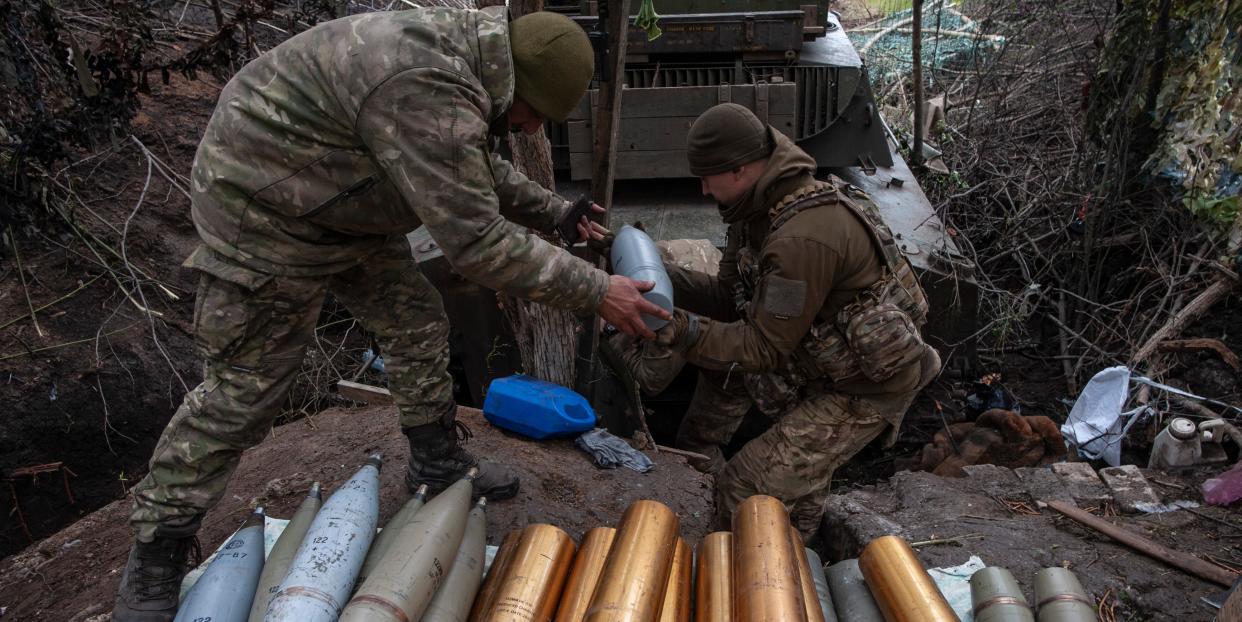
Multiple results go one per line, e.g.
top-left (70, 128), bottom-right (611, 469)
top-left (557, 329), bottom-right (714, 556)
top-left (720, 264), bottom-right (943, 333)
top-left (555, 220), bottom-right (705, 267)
top-left (758, 179), bottom-right (931, 385)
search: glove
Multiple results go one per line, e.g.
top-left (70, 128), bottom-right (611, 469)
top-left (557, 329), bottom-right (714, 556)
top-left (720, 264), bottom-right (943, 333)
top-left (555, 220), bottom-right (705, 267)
top-left (654, 309), bottom-right (700, 351)
top-left (587, 229), bottom-right (615, 259)
top-left (588, 220), bottom-right (649, 261)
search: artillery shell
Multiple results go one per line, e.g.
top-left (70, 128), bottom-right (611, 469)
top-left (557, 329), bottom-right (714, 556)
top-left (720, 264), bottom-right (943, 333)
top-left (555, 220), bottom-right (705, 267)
top-left (423, 497), bottom-right (489, 622)
top-left (733, 496), bottom-right (806, 622)
top-left (586, 500), bottom-right (679, 622)
top-left (178, 508), bottom-right (266, 622)
top-left (482, 523), bottom-right (576, 622)
top-left (655, 537), bottom-right (691, 622)
top-left (694, 532), bottom-right (733, 622)
top-left (858, 535), bottom-right (959, 622)
top-left (249, 484), bottom-right (321, 622)
top-left (555, 527), bottom-right (617, 622)
top-left (265, 454), bottom-right (382, 622)
top-left (340, 474), bottom-right (474, 622)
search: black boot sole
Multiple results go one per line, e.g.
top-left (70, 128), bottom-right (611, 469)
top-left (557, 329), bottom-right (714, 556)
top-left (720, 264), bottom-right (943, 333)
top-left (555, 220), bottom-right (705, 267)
top-left (405, 468), bottom-right (520, 501)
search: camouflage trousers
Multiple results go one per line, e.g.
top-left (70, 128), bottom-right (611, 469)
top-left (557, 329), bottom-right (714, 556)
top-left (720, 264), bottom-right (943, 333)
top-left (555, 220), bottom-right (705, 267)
top-left (130, 239), bottom-right (453, 541)
top-left (712, 388), bottom-right (912, 538)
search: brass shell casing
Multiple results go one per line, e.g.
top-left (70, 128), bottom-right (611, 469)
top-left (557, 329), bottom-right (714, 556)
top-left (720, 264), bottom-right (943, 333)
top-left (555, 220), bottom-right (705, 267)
top-left (586, 499), bottom-right (681, 622)
top-left (656, 538), bottom-right (692, 622)
top-left (695, 532), bottom-right (734, 622)
top-left (732, 495), bottom-right (807, 622)
top-left (789, 528), bottom-right (826, 622)
top-left (481, 524), bottom-right (577, 622)
top-left (469, 530), bottom-right (523, 622)
top-left (858, 535), bottom-right (960, 622)
top-left (556, 527), bottom-right (618, 622)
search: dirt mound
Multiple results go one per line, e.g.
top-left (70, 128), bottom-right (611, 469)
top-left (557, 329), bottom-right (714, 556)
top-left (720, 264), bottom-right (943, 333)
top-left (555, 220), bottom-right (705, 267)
top-left (0, 404), bottom-right (712, 621)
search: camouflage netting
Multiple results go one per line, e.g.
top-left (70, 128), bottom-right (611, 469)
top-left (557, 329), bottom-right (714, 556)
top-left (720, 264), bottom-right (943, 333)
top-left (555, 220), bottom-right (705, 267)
top-left (848, 1), bottom-right (1004, 84)
top-left (1086, 0), bottom-right (1241, 227)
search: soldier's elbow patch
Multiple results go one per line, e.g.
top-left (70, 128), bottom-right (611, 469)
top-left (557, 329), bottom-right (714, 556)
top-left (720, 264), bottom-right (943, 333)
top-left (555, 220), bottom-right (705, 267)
top-left (760, 275), bottom-right (808, 319)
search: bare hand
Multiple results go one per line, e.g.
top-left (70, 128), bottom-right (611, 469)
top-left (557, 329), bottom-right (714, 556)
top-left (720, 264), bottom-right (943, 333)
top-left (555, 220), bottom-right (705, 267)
top-left (574, 203), bottom-right (608, 242)
top-left (598, 275), bottom-right (672, 340)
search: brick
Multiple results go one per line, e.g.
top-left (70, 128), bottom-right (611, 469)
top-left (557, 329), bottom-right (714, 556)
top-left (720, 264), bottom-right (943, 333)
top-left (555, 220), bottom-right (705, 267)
top-left (1098, 465), bottom-right (1162, 513)
top-left (1051, 461), bottom-right (1111, 505)
top-left (1015, 466), bottom-right (1075, 504)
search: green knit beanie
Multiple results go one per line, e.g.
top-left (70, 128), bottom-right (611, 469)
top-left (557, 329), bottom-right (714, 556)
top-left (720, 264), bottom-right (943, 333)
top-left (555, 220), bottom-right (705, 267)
top-left (510, 12), bottom-right (595, 123)
top-left (686, 103), bottom-right (773, 176)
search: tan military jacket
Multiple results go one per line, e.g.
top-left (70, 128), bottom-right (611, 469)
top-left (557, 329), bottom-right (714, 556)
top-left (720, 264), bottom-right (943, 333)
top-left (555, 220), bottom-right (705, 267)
top-left (189, 6), bottom-right (608, 313)
top-left (667, 132), bottom-right (921, 395)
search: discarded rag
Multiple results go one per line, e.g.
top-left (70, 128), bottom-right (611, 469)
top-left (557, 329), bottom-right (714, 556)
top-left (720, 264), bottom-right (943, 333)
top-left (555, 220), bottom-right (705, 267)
top-left (575, 428), bottom-right (654, 473)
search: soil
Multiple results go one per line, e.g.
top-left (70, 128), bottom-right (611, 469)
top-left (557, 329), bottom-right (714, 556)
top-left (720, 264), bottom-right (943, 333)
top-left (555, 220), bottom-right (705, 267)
top-left (0, 405), bottom-right (713, 621)
top-left (0, 76), bottom-right (224, 559)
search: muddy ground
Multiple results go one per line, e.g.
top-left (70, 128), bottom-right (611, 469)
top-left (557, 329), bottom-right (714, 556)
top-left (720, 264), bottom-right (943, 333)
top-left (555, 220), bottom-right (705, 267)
top-left (0, 405), bottom-right (713, 621)
top-left (822, 464), bottom-right (1240, 620)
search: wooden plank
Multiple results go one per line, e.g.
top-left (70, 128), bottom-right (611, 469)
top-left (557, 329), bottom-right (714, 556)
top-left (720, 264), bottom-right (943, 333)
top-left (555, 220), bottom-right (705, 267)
top-left (1046, 500), bottom-right (1239, 587)
top-left (572, 150), bottom-right (692, 179)
top-left (568, 115), bottom-right (796, 153)
top-left (336, 380), bottom-right (393, 406)
top-left (569, 83), bottom-right (797, 120)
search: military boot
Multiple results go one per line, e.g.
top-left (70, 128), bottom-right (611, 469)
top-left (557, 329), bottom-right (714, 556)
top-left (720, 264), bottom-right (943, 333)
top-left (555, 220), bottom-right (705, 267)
top-left (405, 420), bottom-right (519, 499)
top-left (112, 523), bottom-right (201, 622)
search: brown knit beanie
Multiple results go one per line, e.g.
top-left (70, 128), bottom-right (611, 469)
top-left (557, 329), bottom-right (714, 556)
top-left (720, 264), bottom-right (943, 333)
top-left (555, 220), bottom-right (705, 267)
top-left (686, 103), bottom-right (773, 176)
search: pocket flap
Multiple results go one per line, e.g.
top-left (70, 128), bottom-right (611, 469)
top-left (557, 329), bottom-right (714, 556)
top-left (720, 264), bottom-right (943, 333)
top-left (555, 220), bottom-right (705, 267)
top-left (182, 246), bottom-right (273, 291)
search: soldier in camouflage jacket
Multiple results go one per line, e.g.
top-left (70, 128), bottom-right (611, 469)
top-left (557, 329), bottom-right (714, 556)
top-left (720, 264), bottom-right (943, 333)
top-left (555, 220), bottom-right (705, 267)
top-left (653, 104), bottom-right (943, 537)
top-left (114, 9), bottom-right (667, 621)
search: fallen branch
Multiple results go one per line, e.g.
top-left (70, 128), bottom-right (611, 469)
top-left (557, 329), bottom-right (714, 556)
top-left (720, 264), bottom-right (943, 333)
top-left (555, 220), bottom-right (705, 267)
top-left (8, 228), bottom-right (45, 337)
top-left (1046, 500), bottom-right (1239, 587)
top-left (653, 444), bottom-right (709, 462)
top-left (1133, 211), bottom-right (1242, 368)
top-left (0, 322), bottom-right (141, 361)
top-left (336, 380), bottom-right (393, 405)
top-left (910, 533), bottom-right (985, 548)
top-left (1157, 338), bottom-right (1241, 372)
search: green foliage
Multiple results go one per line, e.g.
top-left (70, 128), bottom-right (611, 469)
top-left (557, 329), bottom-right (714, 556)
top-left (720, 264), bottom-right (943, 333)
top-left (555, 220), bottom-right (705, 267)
top-left (1086, 0), bottom-right (1241, 217)
top-left (1184, 192), bottom-right (1241, 229)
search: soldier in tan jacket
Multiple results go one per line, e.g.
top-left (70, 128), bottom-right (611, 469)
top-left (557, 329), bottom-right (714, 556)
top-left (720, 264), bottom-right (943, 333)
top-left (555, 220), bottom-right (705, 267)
top-left (114, 9), bottom-right (666, 621)
top-left (652, 104), bottom-right (942, 536)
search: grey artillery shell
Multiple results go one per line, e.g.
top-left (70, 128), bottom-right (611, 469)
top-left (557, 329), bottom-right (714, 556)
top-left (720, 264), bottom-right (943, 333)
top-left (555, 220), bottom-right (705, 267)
top-left (1034, 568), bottom-right (1096, 622)
top-left (611, 225), bottom-right (674, 330)
top-left (824, 559), bottom-right (884, 622)
top-left (357, 484), bottom-right (430, 589)
top-left (339, 475), bottom-right (474, 621)
top-left (176, 508), bottom-right (266, 622)
top-left (422, 498), bottom-right (488, 622)
top-left (805, 549), bottom-right (839, 622)
top-left (249, 483), bottom-right (322, 622)
top-left (265, 455), bottom-right (383, 622)
top-left (971, 567), bottom-right (1033, 622)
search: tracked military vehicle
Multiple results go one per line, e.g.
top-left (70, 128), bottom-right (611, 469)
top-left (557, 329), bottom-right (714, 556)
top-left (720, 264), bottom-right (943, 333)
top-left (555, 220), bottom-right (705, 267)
top-left (408, 1), bottom-right (977, 424)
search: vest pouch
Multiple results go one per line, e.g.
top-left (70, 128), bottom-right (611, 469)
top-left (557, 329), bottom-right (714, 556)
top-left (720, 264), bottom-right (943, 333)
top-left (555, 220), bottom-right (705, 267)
top-left (841, 302), bottom-right (926, 383)
top-left (799, 322), bottom-right (863, 383)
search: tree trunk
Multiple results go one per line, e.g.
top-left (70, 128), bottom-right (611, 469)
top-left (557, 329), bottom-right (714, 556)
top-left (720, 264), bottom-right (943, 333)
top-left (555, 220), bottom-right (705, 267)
top-left (497, 0), bottom-right (581, 387)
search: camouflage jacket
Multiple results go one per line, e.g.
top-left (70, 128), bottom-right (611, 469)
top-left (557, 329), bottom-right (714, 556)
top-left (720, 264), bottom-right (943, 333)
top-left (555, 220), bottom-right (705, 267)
top-left (666, 132), bottom-right (922, 396)
top-left (189, 6), bottom-right (608, 313)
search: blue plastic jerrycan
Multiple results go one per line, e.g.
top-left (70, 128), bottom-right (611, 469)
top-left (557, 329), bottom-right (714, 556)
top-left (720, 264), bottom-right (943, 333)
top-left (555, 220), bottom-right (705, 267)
top-left (483, 374), bottom-right (597, 440)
